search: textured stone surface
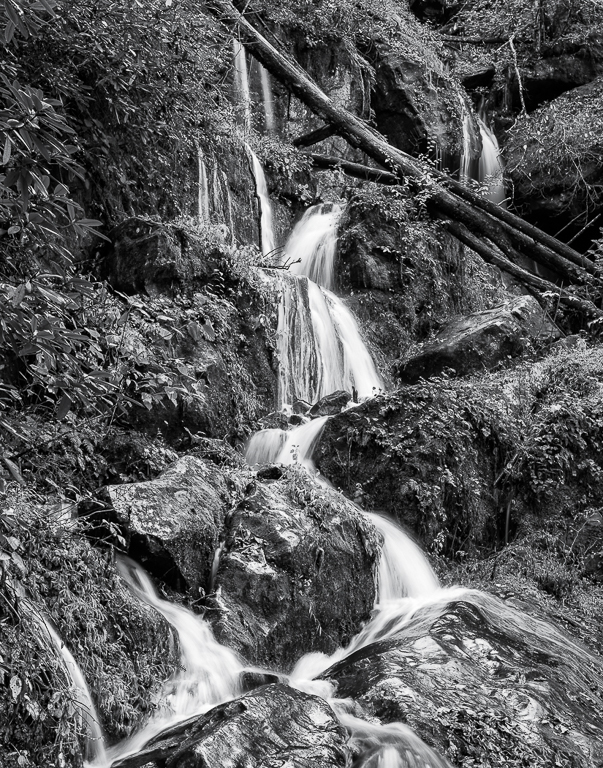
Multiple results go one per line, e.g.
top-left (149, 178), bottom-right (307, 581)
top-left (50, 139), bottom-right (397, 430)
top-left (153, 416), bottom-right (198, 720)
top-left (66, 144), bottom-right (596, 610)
top-left (395, 295), bottom-right (558, 383)
top-left (309, 390), bottom-right (352, 417)
top-left (114, 684), bottom-right (349, 768)
top-left (106, 455), bottom-right (229, 593)
top-left (325, 589), bottom-right (603, 768)
top-left (105, 218), bottom-right (222, 296)
top-left (212, 468), bottom-right (380, 671)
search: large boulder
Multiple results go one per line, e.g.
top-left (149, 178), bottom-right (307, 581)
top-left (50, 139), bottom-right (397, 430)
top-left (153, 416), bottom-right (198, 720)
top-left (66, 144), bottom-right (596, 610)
top-left (324, 589), bottom-right (603, 767)
top-left (505, 77), bottom-right (603, 227)
top-left (104, 218), bottom-right (225, 296)
top-left (212, 467), bottom-right (380, 671)
top-left (93, 457), bottom-right (380, 670)
top-left (113, 684), bottom-right (349, 768)
top-left (314, 344), bottom-right (603, 558)
top-left (336, 203), bottom-right (509, 369)
top-left (395, 295), bottom-right (558, 383)
top-left (103, 455), bottom-right (231, 594)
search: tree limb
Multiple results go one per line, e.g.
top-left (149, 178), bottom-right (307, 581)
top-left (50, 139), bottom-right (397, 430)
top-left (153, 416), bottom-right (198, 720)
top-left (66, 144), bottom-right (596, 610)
top-left (292, 124), bottom-right (339, 148)
top-left (306, 153), bottom-right (399, 184)
top-left (443, 221), bottom-right (601, 318)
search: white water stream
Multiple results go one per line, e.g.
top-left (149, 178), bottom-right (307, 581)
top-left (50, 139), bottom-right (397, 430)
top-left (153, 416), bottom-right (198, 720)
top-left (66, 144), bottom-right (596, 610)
top-left (459, 104), bottom-right (506, 205)
top-left (477, 115), bottom-right (506, 206)
top-left (248, 145), bottom-right (276, 256)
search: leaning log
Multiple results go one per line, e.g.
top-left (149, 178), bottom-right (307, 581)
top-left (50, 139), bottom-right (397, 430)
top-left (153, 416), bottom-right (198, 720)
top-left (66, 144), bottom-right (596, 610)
top-left (207, 0), bottom-right (598, 289)
top-left (443, 221), bottom-right (601, 318)
top-left (293, 124), bottom-right (339, 147)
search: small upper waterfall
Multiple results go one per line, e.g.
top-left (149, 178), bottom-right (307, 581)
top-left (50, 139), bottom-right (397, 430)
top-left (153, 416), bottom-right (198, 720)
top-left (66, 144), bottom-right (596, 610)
top-left (232, 39), bottom-right (251, 132)
top-left (477, 115), bottom-right (506, 206)
top-left (197, 147), bottom-right (210, 224)
top-left (459, 106), bottom-right (476, 185)
top-left (248, 146), bottom-right (276, 256)
top-left (459, 102), bottom-right (506, 206)
top-left (259, 62), bottom-right (276, 133)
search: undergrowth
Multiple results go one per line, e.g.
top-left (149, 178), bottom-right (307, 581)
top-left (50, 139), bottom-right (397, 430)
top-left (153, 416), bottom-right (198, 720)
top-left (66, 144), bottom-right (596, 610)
top-left (0, 487), bottom-right (176, 768)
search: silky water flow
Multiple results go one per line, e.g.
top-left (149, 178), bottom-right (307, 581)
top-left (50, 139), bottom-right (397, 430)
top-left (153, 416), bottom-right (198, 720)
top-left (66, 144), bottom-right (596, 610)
top-left (52, 142), bottom-right (601, 768)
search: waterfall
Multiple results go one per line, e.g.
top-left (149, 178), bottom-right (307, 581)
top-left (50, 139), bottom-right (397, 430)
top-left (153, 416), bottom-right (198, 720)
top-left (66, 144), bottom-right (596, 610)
top-left (221, 170), bottom-right (235, 244)
top-left (197, 146), bottom-right (210, 224)
top-left (477, 115), bottom-right (506, 206)
top-left (259, 62), bottom-right (276, 133)
top-left (272, 204), bottom-right (382, 408)
top-left (459, 107), bottom-right (475, 185)
top-left (274, 272), bottom-right (382, 408)
top-left (248, 146), bottom-right (276, 256)
top-left (287, 204), bottom-right (342, 290)
top-left (232, 39), bottom-right (251, 133)
top-left (459, 101), bottom-right (506, 206)
top-left (96, 557), bottom-right (243, 768)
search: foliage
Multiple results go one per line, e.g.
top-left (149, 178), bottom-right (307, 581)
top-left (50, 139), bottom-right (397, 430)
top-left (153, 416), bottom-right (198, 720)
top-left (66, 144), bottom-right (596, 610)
top-left (505, 79), bottom-right (603, 215)
top-left (0, 488), bottom-right (176, 767)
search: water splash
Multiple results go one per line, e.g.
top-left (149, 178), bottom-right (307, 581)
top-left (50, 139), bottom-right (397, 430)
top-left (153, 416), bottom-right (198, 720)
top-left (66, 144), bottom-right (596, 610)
top-left (339, 712), bottom-right (452, 768)
top-left (248, 146), bottom-right (276, 256)
top-left (286, 204), bottom-right (343, 290)
top-left (246, 427), bottom-right (287, 465)
top-left (98, 557), bottom-right (243, 767)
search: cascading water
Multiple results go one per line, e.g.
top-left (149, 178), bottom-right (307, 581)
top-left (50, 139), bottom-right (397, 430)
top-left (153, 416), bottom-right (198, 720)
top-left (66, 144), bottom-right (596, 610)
top-left (287, 204), bottom-right (342, 290)
top-left (43, 619), bottom-right (106, 765)
top-left (259, 62), bottom-right (276, 133)
top-left (459, 101), bottom-right (506, 206)
top-left (273, 203), bottom-right (382, 408)
top-left (197, 146), bottom-right (210, 224)
top-left (232, 39), bottom-right (251, 133)
top-left (92, 557), bottom-right (243, 768)
top-left (477, 115), bottom-right (506, 206)
top-left (248, 146), bottom-right (276, 256)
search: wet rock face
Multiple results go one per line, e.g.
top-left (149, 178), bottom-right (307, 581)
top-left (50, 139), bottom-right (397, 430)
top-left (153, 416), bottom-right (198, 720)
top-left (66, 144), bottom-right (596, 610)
top-left (97, 456), bottom-right (379, 670)
top-left (97, 223), bottom-right (279, 443)
top-left (104, 218), bottom-right (225, 296)
top-left (212, 468), bottom-right (380, 671)
top-left (336, 203), bottom-right (509, 369)
top-left (396, 295), bottom-right (559, 383)
top-left (370, 39), bottom-right (467, 159)
top-left (104, 456), bottom-right (230, 594)
top-left (121, 684), bottom-right (349, 768)
top-left (309, 390), bottom-right (352, 417)
top-left (314, 385), bottom-right (502, 556)
top-left (325, 590), bottom-right (603, 767)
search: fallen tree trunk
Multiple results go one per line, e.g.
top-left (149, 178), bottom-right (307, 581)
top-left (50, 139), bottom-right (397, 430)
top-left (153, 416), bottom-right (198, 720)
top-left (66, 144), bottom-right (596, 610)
top-left (293, 124), bottom-right (339, 147)
top-left (207, 1), bottom-right (600, 308)
top-left (443, 221), bottom-right (601, 318)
